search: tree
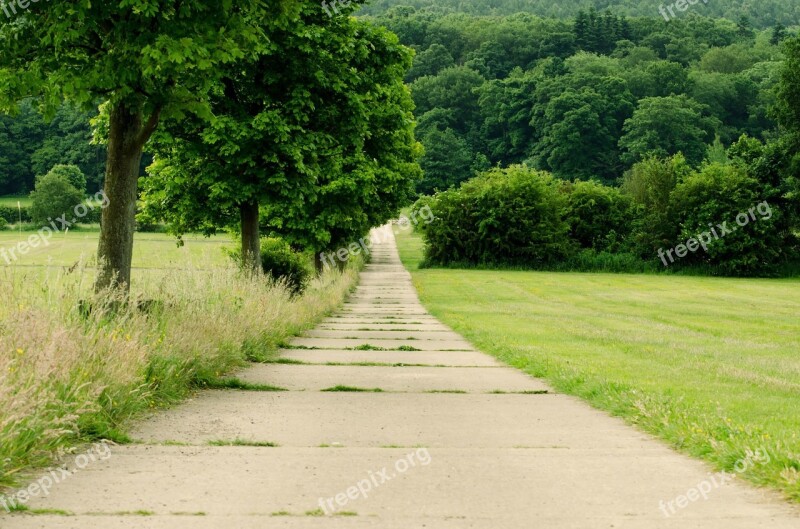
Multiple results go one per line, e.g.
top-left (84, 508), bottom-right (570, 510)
top-left (141, 3), bottom-right (421, 272)
top-left (42, 165), bottom-right (87, 194)
top-left (0, 0), bottom-right (273, 291)
top-left (30, 104), bottom-right (107, 193)
top-left (619, 96), bottom-right (720, 167)
top-left (0, 100), bottom-right (45, 194)
top-left (406, 44), bottom-right (455, 82)
top-left (29, 171), bottom-right (84, 226)
top-left (417, 128), bottom-right (474, 194)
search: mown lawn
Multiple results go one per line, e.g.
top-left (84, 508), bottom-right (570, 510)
top-left (0, 196), bottom-right (32, 208)
top-left (396, 228), bottom-right (800, 501)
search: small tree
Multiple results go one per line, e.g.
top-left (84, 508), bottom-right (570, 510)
top-left (42, 164), bottom-right (87, 194)
top-left (29, 173), bottom-right (84, 226)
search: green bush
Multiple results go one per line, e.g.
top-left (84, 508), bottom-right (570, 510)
top-left (668, 163), bottom-right (798, 276)
top-left (562, 180), bottom-right (635, 252)
top-left (0, 204), bottom-right (32, 224)
top-left (422, 165), bottom-right (573, 266)
top-left (41, 165), bottom-right (87, 194)
top-left (260, 238), bottom-right (312, 294)
top-left (0, 216), bottom-right (7, 230)
top-left (29, 172), bottom-right (84, 226)
top-left (622, 154), bottom-right (691, 256)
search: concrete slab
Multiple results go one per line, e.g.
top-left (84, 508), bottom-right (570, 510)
top-left (304, 330), bottom-right (467, 341)
top-left (316, 323), bottom-right (452, 332)
top-left (273, 349), bottom-right (502, 366)
top-left (236, 364), bottom-right (548, 392)
top-left (288, 338), bottom-right (476, 351)
top-left (130, 392), bottom-right (656, 449)
top-left (4, 447), bottom-right (798, 528)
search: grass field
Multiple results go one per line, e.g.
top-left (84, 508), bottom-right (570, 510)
top-left (0, 229), bottom-right (233, 269)
top-left (0, 196), bottom-right (32, 208)
top-left (396, 228), bottom-right (800, 501)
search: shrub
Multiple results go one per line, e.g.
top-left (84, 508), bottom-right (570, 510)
top-left (0, 204), bottom-right (32, 224)
top-left (622, 154), bottom-right (691, 256)
top-left (29, 172), bottom-right (85, 226)
top-left (260, 238), bottom-right (312, 294)
top-left (41, 165), bottom-right (87, 194)
top-left (562, 180), bottom-right (635, 252)
top-left (668, 163), bottom-right (798, 275)
top-left (422, 165), bottom-right (572, 266)
top-left (0, 216), bottom-right (7, 230)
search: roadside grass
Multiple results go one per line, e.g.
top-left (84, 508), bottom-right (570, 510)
top-left (0, 235), bottom-right (362, 489)
top-left (396, 228), bottom-right (800, 502)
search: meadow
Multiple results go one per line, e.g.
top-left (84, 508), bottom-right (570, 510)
top-left (396, 228), bottom-right (800, 501)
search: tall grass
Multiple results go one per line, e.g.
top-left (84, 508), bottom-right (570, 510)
top-left (0, 259), bottom-right (360, 488)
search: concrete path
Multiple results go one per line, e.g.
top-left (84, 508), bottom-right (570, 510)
top-left (4, 226), bottom-right (800, 528)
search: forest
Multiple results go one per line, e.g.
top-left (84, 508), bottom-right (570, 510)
top-left (360, 0), bottom-right (800, 27)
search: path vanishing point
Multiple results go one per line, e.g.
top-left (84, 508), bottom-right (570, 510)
top-left (5, 226), bottom-right (800, 528)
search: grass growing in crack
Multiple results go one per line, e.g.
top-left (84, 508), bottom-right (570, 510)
top-left (349, 344), bottom-right (386, 351)
top-left (261, 358), bottom-right (307, 365)
top-left (321, 386), bottom-right (384, 393)
top-left (489, 390), bottom-right (549, 395)
top-left (201, 378), bottom-right (288, 392)
top-left (305, 509), bottom-right (325, 517)
top-left (28, 508), bottom-right (75, 516)
top-left (278, 344), bottom-right (321, 350)
top-left (208, 439), bottom-right (279, 447)
top-left (426, 390), bottom-right (467, 394)
top-left (396, 345), bottom-right (421, 351)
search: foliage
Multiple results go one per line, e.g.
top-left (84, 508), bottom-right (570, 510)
top-left (42, 164), bottom-right (87, 194)
top-left (259, 238), bottom-right (313, 295)
top-left (669, 163), bottom-right (798, 275)
top-left (142, 4), bottom-right (421, 260)
top-left (619, 95), bottom-right (720, 167)
top-left (562, 180), bottom-right (634, 252)
top-left (28, 171), bottom-right (84, 226)
top-left (421, 165), bottom-right (572, 266)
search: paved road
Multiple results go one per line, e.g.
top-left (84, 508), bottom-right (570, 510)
top-left (4, 227), bottom-right (800, 528)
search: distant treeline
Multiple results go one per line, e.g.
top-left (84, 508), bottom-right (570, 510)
top-left (360, 0), bottom-right (800, 28)
top-left (364, 8), bottom-right (793, 194)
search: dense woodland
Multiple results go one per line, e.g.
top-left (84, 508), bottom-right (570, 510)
top-left (360, 0), bottom-right (800, 28)
top-left (364, 8), bottom-right (795, 193)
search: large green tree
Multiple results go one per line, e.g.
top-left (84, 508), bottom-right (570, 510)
top-left (619, 96), bottom-right (720, 167)
top-left (142, 2), bottom-right (421, 272)
top-left (0, 0), bottom-right (275, 291)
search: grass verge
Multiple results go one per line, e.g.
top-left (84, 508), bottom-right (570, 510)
top-left (0, 256), bottom-right (361, 488)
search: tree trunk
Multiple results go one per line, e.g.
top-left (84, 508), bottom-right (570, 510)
top-left (314, 251), bottom-right (325, 274)
top-left (240, 200), bottom-right (261, 274)
top-left (95, 103), bottom-right (145, 293)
